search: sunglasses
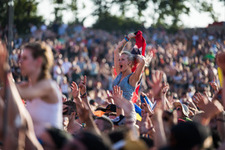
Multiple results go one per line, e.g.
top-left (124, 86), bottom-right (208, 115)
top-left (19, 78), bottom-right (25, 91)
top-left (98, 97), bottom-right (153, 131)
top-left (173, 107), bottom-right (181, 111)
top-left (176, 108), bottom-right (181, 111)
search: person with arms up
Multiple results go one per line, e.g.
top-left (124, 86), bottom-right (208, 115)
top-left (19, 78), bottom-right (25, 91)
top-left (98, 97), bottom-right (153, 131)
top-left (113, 32), bottom-right (148, 101)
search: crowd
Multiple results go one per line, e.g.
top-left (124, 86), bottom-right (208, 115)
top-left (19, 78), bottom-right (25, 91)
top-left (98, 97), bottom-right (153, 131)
top-left (0, 22), bottom-right (225, 150)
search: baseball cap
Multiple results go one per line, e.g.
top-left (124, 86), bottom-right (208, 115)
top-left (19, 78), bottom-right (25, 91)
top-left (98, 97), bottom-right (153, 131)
top-left (96, 104), bottom-right (117, 112)
top-left (173, 100), bottom-right (189, 117)
top-left (111, 115), bottom-right (126, 126)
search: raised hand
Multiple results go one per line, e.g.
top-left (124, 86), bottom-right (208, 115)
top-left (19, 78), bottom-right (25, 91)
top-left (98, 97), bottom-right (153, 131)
top-left (193, 92), bottom-right (208, 110)
top-left (106, 90), bottom-right (114, 104)
top-left (128, 33), bottom-right (136, 39)
top-left (78, 76), bottom-right (87, 95)
top-left (142, 97), bottom-right (153, 116)
top-left (145, 50), bottom-right (153, 66)
top-left (140, 109), bottom-right (153, 134)
top-left (71, 81), bottom-right (80, 99)
top-left (147, 70), bottom-right (163, 99)
top-left (209, 79), bottom-right (219, 92)
top-left (111, 86), bottom-right (133, 115)
top-left (193, 92), bottom-right (224, 124)
top-left (73, 94), bottom-right (90, 123)
top-left (112, 86), bottom-right (124, 106)
top-left (162, 83), bottom-right (169, 96)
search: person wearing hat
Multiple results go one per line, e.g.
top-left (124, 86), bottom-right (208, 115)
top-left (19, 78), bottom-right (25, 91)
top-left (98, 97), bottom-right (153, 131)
top-left (94, 104), bottom-right (117, 118)
top-left (173, 100), bottom-right (192, 122)
top-left (95, 115), bottom-right (114, 134)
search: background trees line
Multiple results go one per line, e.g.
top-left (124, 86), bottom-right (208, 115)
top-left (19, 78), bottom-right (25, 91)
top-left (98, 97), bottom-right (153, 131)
top-left (0, 0), bottom-right (224, 34)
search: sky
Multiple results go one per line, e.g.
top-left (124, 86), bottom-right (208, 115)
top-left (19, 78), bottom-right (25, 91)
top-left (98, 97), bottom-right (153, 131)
top-left (37, 0), bottom-right (225, 28)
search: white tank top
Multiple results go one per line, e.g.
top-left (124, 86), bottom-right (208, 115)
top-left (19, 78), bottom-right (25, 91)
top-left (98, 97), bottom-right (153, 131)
top-left (26, 91), bottom-right (62, 137)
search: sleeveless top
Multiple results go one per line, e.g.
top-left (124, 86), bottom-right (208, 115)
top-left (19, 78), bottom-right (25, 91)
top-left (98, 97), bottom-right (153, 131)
top-left (26, 85), bottom-right (62, 137)
top-left (112, 73), bottom-right (135, 101)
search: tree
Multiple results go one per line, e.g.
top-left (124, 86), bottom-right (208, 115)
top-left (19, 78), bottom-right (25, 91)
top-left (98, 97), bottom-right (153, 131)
top-left (51, 0), bottom-right (79, 23)
top-left (91, 0), bottom-right (145, 31)
top-left (92, 12), bottom-right (143, 32)
top-left (0, 0), bottom-right (43, 34)
top-left (153, 0), bottom-right (190, 30)
top-left (90, 0), bottom-right (223, 31)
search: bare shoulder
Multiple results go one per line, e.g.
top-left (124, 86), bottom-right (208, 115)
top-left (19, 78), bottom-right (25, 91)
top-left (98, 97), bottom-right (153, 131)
top-left (38, 79), bottom-right (61, 103)
top-left (43, 79), bottom-right (60, 93)
top-left (36, 79), bottom-right (57, 88)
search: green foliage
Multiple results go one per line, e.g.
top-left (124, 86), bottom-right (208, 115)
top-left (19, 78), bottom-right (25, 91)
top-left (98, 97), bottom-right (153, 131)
top-left (91, 0), bottom-right (223, 31)
top-left (0, 0), bottom-right (43, 34)
top-left (155, 0), bottom-right (190, 30)
top-left (0, 0), bottom-right (8, 27)
top-left (0, 0), bottom-right (223, 34)
top-left (52, 0), bottom-right (78, 23)
top-left (92, 13), bottom-right (143, 32)
top-left (92, 0), bottom-right (111, 16)
top-left (192, 1), bottom-right (218, 21)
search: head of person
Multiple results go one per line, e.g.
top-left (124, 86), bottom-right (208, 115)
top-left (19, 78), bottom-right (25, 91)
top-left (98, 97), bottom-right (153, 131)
top-left (119, 51), bottom-right (134, 72)
top-left (63, 101), bottom-right (76, 117)
top-left (169, 122), bottom-right (212, 150)
top-left (63, 131), bottom-right (112, 150)
top-left (105, 112), bottom-right (117, 120)
top-left (39, 126), bottom-right (72, 150)
top-left (173, 100), bottom-right (189, 119)
top-left (95, 116), bottom-right (114, 133)
top-left (108, 127), bottom-right (148, 150)
top-left (20, 42), bottom-right (53, 81)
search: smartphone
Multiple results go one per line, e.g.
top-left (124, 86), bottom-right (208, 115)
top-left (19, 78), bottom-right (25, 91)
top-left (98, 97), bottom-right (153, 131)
top-left (63, 101), bottom-right (76, 115)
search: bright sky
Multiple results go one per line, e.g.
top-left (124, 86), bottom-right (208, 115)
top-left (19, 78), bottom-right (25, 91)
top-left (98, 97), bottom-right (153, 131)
top-left (37, 0), bottom-right (225, 28)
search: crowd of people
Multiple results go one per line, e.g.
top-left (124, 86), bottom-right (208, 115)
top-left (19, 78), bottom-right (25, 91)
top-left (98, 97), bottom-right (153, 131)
top-left (0, 22), bottom-right (225, 150)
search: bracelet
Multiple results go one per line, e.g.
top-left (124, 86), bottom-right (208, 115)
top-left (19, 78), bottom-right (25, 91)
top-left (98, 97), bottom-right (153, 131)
top-left (124, 36), bottom-right (129, 42)
top-left (82, 123), bottom-right (86, 128)
top-left (80, 92), bottom-right (87, 98)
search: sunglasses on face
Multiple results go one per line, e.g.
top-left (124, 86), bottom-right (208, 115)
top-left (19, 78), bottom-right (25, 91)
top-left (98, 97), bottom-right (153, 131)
top-left (176, 108), bottom-right (181, 111)
top-left (173, 107), bottom-right (181, 111)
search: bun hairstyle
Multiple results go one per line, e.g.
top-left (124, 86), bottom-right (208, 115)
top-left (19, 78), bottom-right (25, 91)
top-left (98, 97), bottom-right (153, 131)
top-left (23, 42), bottom-right (53, 81)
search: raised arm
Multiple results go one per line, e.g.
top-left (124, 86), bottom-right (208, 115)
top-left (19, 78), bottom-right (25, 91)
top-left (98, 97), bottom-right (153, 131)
top-left (114, 40), bottom-right (127, 74)
top-left (130, 51), bottom-right (153, 87)
top-left (114, 33), bottom-right (135, 74)
top-left (129, 55), bottom-right (145, 86)
top-left (71, 81), bottom-right (101, 135)
top-left (111, 86), bottom-right (136, 128)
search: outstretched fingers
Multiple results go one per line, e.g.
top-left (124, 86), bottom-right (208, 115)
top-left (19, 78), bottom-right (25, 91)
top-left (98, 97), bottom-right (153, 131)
top-left (71, 81), bottom-right (78, 91)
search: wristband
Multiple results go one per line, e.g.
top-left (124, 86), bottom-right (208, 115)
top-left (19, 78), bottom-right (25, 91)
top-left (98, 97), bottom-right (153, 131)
top-left (80, 92), bottom-right (87, 98)
top-left (124, 36), bottom-right (129, 42)
top-left (82, 123), bottom-right (86, 128)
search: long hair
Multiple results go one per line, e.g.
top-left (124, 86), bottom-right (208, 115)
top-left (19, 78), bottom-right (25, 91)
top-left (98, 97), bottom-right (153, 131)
top-left (23, 42), bottom-right (53, 81)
